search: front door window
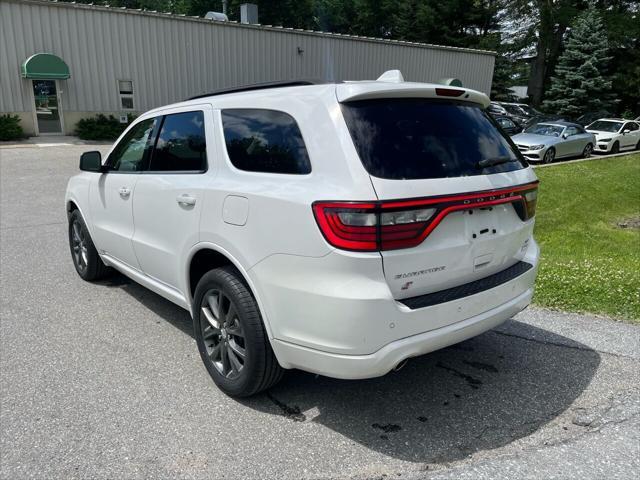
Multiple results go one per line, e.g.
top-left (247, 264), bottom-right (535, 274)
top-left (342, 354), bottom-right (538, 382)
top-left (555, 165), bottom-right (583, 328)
top-left (32, 80), bottom-right (62, 134)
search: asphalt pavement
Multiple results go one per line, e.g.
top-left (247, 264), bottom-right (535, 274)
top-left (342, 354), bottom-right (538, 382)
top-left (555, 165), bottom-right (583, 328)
top-left (1, 143), bottom-right (638, 479)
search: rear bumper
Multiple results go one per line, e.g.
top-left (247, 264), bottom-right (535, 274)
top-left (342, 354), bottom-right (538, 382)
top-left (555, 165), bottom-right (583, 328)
top-left (272, 287), bottom-right (532, 379)
top-left (250, 239), bottom-right (539, 378)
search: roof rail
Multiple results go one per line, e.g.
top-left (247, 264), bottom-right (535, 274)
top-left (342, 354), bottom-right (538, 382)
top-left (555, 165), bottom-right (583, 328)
top-left (187, 79), bottom-right (328, 100)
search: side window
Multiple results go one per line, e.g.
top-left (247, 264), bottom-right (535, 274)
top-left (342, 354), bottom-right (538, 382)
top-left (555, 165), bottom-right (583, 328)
top-left (499, 118), bottom-right (515, 129)
top-left (631, 123), bottom-right (639, 131)
top-left (108, 118), bottom-right (155, 172)
top-left (625, 122), bottom-right (638, 131)
top-left (221, 109), bottom-right (311, 174)
top-left (565, 126), bottom-right (579, 136)
top-left (149, 111), bottom-right (207, 172)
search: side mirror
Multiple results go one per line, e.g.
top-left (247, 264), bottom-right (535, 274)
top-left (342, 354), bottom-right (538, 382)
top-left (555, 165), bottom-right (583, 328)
top-left (622, 129), bottom-right (630, 134)
top-left (79, 151), bottom-right (104, 172)
top-left (562, 133), bottom-right (568, 139)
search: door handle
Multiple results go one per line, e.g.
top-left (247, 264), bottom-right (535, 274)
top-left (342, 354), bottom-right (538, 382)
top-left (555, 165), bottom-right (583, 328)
top-left (118, 187), bottom-right (131, 198)
top-left (176, 194), bottom-right (196, 206)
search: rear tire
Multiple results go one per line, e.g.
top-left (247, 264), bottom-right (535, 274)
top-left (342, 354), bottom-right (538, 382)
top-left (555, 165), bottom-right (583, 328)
top-left (543, 147), bottom-right (555, 164)
top-left (193, 266), bottom-right (283, 397)
top-left (68, 210), bottom-right (110, 281)
top-left (611, 141), bottom-right (620, 154)
top-left (635, 139), bottom-right (640, 151)
top-left (582, 143), bottom-right (593, 158)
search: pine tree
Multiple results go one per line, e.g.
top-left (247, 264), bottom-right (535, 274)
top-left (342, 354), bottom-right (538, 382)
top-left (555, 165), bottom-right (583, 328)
top-left (542, 7), bottom-right (613, 116)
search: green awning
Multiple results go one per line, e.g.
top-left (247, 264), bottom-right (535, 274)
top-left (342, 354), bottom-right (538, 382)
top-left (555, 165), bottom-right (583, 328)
top-left (21, 53), bottom-right (70, 80)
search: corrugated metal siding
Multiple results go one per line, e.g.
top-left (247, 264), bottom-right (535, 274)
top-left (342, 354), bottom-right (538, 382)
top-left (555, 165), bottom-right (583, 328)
top-left (0, 0), bottom-right (495, 113)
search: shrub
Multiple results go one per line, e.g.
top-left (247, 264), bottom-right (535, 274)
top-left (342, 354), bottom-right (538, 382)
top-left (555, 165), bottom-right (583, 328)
top-left (75, 113), bottom-right (137, 140)
top-left (0, 114), bottom-right (24, 141)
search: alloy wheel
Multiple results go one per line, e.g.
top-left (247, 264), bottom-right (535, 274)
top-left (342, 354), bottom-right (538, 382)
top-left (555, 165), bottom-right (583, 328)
top-left (200, 289), bottom-right (246, 379)
top-left (544, 148), bottom-right (555, 164)
top-left (583, 144), bottom-right (592, 158)
top-left (71, 220), bottom-right (88, 272)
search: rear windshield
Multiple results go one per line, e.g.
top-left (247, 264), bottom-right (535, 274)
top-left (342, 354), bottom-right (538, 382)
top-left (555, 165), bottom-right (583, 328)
top-left (340, 99), bottom-right (526, 180)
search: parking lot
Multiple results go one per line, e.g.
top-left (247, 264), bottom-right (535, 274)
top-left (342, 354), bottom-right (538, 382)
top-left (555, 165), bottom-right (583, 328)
top-left (1, 144), bottom-right (639, 479)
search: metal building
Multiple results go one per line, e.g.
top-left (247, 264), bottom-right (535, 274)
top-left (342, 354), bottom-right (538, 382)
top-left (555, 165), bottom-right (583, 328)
top-left (0, 0), bottom-right (496, 136)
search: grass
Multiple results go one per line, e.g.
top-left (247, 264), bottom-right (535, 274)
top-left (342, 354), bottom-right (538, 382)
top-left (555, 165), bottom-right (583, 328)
top-left (532, 154), bottom-right (640, 322)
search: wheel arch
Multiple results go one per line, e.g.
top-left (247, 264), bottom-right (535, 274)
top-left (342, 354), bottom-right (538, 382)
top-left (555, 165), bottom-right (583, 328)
top-left (185, 243), bottom-right (275, 339)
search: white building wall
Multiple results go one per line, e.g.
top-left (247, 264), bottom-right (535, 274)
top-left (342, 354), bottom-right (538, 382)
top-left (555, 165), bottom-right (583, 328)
top-left (1, 0), bottom-right (495, 119)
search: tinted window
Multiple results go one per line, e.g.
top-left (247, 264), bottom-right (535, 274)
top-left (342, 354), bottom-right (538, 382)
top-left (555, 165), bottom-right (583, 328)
top-left (108, 118), bottom-right (155, 172)
top-left (340, 99), bottom-right (526, 180)
top-left (221, 109), bottom-right (311, 174)
top-left (498, 118), bottom-right (516, 129)
top-left (150, 111), bottom-right (207, 172)
top-left (588, 120), bottom-right (623, 132)
top-left (625, 122), bottom-right (638, 131)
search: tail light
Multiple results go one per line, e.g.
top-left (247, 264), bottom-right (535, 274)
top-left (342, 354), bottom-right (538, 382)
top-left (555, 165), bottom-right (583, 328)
top-left (313, 182), bottom-right (539, 252)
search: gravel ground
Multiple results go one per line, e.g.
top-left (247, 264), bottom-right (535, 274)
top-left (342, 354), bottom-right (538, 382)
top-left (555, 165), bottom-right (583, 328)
top-left (1, 144), bottom-right (639, 479)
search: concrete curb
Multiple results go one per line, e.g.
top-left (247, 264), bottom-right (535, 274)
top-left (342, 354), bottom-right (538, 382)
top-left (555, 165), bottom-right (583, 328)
top-left (532, 150), bottom-right (638, 169)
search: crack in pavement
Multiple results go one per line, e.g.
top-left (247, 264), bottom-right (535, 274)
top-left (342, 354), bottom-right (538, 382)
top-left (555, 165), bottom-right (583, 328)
top-left (491, 329), bottom-right (636, 360)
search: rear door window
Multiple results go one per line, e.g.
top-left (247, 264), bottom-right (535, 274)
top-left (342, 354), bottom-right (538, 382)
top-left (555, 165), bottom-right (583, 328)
top-left (221, 109), bottom-right (311, 174)
top-left (341, 99), bottom-right (526, 180)
top-left (149, 111), bottom-right (207, 172)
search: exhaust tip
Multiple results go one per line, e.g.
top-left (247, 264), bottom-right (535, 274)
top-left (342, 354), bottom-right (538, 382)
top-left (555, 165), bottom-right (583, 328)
top-left (393, 359), bottom-right (409, 372)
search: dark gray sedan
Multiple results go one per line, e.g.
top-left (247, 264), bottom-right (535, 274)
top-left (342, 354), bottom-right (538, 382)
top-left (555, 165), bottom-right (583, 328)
top-left (512, 121), bottom-right (595, 163)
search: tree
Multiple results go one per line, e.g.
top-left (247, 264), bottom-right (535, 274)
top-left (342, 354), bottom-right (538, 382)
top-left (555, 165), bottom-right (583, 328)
top-left (542, 7), bottom-right (613, 116)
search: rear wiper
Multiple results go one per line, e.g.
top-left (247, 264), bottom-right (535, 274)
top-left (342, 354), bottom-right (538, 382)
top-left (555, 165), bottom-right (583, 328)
top-left (476, 156), bottom-right (514, 169)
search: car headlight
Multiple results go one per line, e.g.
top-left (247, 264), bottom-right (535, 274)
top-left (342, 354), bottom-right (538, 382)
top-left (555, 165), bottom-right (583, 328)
top-left (528, 144), bottom-right (545, 150)
top-left (599, 138), bottom-right (612, 142)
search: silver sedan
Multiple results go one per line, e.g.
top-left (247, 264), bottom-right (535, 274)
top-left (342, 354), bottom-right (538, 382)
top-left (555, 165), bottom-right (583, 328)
top-left (511, 122), bottom-right (596, 163)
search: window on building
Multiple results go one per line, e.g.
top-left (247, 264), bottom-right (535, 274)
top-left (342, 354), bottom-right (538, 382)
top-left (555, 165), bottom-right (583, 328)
top-left (149, 111), bottom-right (207, 172)
top-left (118, 80), bottom-right (134, 110)
top-left (221, 109), bottom-right (311, 174)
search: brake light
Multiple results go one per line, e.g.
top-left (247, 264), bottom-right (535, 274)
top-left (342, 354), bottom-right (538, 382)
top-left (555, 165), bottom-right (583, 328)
top-left (313, 182), bottom-right (539, 252)
top-left (435, 88), bottom-right (465, 97)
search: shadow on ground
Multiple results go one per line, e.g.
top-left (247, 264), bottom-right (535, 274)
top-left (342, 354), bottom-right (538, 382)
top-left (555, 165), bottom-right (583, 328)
top-left (112, 272), bottom-right (600, 464)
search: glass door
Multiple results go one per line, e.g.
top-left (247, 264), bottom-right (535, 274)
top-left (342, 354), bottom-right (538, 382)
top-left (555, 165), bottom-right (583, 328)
top-left (32, 80), bottom-right (62, 134)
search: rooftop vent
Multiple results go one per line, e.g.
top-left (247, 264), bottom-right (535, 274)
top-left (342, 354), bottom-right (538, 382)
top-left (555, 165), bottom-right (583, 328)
top-left (240, 3), bottom-right (259, 24)
top-left (205, 11), bottom-right (228, 21)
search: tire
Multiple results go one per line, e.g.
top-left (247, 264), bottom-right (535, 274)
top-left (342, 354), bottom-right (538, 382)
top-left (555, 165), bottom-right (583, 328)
top-left (193, 266), bottom-right (283, 397)
top-left (582, 143), bottom-right (593, 158)
top-left (68, 209), bottom-right (110, 281)
top-left (611, 141), bottom-right (619, 154)
top-left (635, 139), bottom-right (640, 151)
top-left (543, 147), bottom-right (555, 164)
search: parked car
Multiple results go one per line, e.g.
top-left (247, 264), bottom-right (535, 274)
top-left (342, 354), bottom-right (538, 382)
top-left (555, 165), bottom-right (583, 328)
top-left (488, 102), bottom-right (508, 116)
top-left (512, 121), bottom-right (595, 163)
top-left (586, 118), bottom-right (640, 153)
top-left (496, 103), bottom-right (528, 128)
top-left (577, 110), bottom-right (612, 127)
top-left (493, 115), bottom-right (521, 135)
top-left (498, 102), bottom-right (543, 119)
top-left (65, 72), bottom-right (540, 397)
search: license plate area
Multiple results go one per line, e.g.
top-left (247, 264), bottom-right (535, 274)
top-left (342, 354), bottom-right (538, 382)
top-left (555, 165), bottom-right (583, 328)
top-left (466, 206), bottom-right (499, 242)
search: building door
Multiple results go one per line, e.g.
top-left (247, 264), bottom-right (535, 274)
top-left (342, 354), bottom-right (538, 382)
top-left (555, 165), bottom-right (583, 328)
top-left (32, 80), bottom-right (63, 135)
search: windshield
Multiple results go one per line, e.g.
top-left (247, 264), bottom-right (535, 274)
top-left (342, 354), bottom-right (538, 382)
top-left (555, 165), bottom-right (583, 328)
top-left (587, 121), bottom-right (623, 133)
top-left (524, 123), bottom-right (564, 137)
top-left (340, 99), bottom-right (526, 180)
top-left (502, 104), bottom-right (524, 116)
top-left (518, 105), bottom-right (541, 116)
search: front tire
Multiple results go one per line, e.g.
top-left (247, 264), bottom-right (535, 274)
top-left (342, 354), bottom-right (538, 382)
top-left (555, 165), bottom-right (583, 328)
top-left (68, 210), bottom-right (110, 281)
top-left (582, 143), bottom-right (593, 158)
top-left (611, 141), bottom-right (620, 154)
top-left (193, 266), bottom-right (283, 397)
top-left (543, 147), bottom-right (555, 164)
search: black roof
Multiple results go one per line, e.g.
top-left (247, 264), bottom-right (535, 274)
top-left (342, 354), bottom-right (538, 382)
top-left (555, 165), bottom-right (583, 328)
top-left (187, 79), bottom-right (329, 100)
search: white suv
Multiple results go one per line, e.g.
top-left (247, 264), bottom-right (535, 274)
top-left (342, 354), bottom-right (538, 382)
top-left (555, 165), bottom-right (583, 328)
top-left (66, 72), bottom-right (540, 397)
